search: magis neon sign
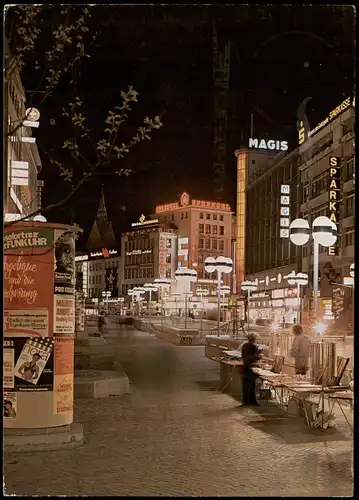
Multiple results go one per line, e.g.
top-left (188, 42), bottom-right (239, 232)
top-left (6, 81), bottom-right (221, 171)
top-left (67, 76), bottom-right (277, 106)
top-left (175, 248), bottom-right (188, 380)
top-left (249, 138), bottom-right (289, 151)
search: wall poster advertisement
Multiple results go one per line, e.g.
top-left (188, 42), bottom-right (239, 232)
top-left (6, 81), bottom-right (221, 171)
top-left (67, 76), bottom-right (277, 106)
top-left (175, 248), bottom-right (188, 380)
top-left (4, 309), bottom-right (49, 337)
top-left (4, 392), bottom-right (17, 420)
top-left (4, 337), bottom-right (54, 392)
top-left (53, 337), bottom-right (74, 415)
top-left (4, 227), bottom-right (54, 337)
top-left (53, 229), bottom-right (75, 334)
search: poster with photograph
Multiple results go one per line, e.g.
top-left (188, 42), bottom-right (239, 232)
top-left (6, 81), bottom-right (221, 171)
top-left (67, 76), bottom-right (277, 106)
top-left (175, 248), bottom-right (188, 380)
top-left (9, 336), bottom-right (54, 391)
top-left (4, 392), bottom-right (17, 420)
top-left (3, 340), bottom-right (15, 389)
top-left (53, 229), bottom-right (75, 295)
top-left (54, 295), bottom-right (75, 334)
top-left (4, 309), bottom-right (49, 337)
top-left (4, 227), bottom-right (54, 336)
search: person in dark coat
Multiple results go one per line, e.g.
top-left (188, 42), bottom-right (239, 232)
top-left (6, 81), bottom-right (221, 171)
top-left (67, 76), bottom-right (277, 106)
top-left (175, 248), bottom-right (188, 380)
top-left (242, 332), bottom-right (262, 406)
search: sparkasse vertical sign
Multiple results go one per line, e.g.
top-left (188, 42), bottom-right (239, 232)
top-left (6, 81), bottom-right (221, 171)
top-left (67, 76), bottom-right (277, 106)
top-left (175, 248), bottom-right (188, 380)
top-left (328, 157), bottom-right (341, 256)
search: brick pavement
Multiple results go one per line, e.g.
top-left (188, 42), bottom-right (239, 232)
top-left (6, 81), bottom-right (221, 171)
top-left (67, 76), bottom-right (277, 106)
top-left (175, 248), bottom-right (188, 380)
top-left (4, 327), bottom-right (353, 497)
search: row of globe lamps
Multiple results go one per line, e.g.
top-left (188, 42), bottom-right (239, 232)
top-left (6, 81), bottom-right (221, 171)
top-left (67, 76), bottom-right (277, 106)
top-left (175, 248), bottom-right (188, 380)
top-left (126, 215), bottom-right (351, 333)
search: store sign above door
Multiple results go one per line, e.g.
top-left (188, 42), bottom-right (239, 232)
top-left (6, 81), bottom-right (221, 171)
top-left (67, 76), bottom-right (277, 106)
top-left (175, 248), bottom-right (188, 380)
top-left (249, 138), bottom-right (289, 151)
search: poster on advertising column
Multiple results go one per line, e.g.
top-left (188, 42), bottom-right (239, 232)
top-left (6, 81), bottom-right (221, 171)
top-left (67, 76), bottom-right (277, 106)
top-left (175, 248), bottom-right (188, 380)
top-left (4, 227), bottom-right (54, 337)
top-left (53, 337), bottom-right (74, 415)
top-left (53, 229), bottom-right (75, 335)
top-left (3, 336), bottom-right (54, 392)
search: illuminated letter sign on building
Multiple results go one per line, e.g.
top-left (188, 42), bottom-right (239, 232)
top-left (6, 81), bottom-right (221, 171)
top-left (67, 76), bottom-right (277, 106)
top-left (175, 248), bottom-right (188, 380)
top-left (279, 185), bottom-right (290, 238)
top-left (328, 157), bottom-right (341, 256)
top-left (249, 138), bottom-right (289, 151)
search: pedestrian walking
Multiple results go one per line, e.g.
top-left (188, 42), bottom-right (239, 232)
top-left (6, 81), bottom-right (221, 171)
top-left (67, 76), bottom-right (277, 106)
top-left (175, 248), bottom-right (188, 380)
top-left (289, 324), bottom-right (310, 375)
top-left (242, 332), bottom-right (262, 406)
top-left (98, 314), bottom-right (106, 334)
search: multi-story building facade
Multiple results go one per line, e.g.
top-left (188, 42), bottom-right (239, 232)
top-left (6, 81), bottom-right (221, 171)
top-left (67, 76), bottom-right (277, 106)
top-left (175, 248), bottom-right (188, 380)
top-left (298, 96), bottom-right (355, 326)
top-left (154, 192), bottom-right (234, 293)
top-left (234, 97), bottom-right (355, 326)
top-left (234, 146), bottom-right (301, 324)
top-left (5, 41), bottom-right (42, 221)
top-left (120, 217), bottom-right (177, 296)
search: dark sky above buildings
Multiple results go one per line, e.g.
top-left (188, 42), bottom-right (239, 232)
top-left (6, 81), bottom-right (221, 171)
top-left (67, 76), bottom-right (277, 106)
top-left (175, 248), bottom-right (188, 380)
top-left (9, 5), bottom-right (355, 250)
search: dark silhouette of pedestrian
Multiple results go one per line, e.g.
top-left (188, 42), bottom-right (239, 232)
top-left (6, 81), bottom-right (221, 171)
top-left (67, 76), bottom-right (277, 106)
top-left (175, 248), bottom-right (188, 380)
top-left (242, 332), bottom-right (262, 406)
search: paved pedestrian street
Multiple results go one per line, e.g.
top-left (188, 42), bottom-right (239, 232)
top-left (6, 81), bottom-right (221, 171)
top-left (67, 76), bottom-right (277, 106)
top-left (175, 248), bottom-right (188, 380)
top-left (4, 328), bottom-right (353, 497)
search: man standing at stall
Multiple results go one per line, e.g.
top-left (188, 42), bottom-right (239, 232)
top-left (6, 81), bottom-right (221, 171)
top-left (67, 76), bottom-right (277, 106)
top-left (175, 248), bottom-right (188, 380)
top-left (242, 332), bottom-right (262, 406)
top-left (290, 324), bottom-right (310, 375)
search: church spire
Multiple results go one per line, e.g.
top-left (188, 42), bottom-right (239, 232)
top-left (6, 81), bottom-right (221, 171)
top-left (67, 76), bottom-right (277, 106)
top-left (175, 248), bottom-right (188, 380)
top-left (97, 185), bottom-right (107, 219)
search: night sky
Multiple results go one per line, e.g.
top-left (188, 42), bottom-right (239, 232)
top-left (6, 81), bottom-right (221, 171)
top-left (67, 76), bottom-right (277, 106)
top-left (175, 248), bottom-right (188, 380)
top-left (10, 5), bottom-right (355, 250)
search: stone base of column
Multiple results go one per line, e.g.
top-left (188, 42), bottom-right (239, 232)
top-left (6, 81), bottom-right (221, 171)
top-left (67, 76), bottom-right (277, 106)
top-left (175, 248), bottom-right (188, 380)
top-left (4, 423), bottom-right (84, 453)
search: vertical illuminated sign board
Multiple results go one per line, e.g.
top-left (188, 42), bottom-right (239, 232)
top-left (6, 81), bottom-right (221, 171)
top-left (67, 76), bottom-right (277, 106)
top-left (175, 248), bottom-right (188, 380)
top-left (328, 157), bottom-right (341, 256)
top-left (279, 185), bottom-right (290, 238)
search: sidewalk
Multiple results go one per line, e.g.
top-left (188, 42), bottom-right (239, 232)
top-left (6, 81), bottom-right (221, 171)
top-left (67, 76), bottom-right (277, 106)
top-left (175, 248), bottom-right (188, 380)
top-left (4, 327), bottom-right (353, 496)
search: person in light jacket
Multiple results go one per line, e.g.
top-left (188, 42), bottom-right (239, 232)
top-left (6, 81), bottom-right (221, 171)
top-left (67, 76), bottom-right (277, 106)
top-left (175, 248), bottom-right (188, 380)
top-left (290, 324), bottom-right (310, 375)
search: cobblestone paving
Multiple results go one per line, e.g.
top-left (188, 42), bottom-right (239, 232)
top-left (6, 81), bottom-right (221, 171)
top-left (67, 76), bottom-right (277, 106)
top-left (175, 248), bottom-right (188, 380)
top-left (4, 328), bottom-right (353, 497)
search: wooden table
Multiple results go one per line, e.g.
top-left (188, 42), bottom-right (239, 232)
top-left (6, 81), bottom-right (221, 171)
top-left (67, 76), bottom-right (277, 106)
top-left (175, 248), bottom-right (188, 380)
top-left (219, 359), bottom-right (243, 397)
top-left (328, 391), bottom-right (353, 434)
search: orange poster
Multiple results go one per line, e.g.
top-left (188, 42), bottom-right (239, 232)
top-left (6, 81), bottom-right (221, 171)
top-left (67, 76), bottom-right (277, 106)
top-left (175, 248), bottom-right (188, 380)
top-left (53, 337), bottom-right (74, 415)
top-left (4, 227), bottom-right (54, 337)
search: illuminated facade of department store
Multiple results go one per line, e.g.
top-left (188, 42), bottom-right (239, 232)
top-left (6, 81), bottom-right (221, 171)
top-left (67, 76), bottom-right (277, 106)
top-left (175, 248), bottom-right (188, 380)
top-left (235, 97), bottom-right (355, 328)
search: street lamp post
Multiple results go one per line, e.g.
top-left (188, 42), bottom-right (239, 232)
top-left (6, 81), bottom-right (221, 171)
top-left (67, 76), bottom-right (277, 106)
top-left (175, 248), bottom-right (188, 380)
top-left (289, 216), bottom-right (337, 322)
top-left (154, 277), bottom-right (171, 325)
top-left (197, 287), bottom-right (209, 332)
top-left (241, 280), bottom-right (258, 328)
top-left (144, 283), bottom-right (158, 314)
top-left (132, 287), bottom-right (146, 317)
top-left (102, 290), bottom-right (111, 314)
top-left (284, 271), bottom-right (309, 324)
top-left (119, 297), bottom-right (124, 316)
top-left (204, 256), bottom-right (233, 337)
top-left (175, 268), bottom-right (197, 330)
top-left (127, 289), bottom-right (135, 315)
top-left (218, 284), bottom-right (231, 322)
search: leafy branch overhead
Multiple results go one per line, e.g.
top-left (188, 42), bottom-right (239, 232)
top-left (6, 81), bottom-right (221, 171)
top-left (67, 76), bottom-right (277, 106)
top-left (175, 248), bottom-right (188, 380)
top-left (58, 85), bottom-right (163, 184)
top-left (5, 5), bottom-right (163, 228)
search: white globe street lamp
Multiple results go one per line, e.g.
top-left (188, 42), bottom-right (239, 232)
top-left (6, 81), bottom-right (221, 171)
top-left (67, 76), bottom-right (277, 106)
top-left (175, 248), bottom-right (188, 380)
top-left (284, 271), bottom-right (308, 324)
top-left (102, 290), bottom-right (111, 314)
top-left (175, 268), bottom-right (197, 330)
top-left (197, 287), bottom-right (209, 332)
top-left (144, 283), bottom-right (158, 313)
top-left (154, 277), bottom-right (172, 325)
top-left (241, 280), bottom-right (258, 327)
top-left (289, 216), bottom-right (337, 320)
top-left (205, 256), bottom-right (233, 337)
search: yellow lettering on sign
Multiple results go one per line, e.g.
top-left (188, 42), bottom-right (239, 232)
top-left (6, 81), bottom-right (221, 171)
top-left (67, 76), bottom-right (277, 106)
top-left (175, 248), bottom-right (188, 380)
top-left (329, 179), bottom-right (338, 189)
top-left (328, 247), bottom-right (336, 256)
top-left (329, 202), bottom-right (337, 212)
top-left (329, 191), bottom-right (337, 200)
top-left (329, 213), bottom-right (337, 222)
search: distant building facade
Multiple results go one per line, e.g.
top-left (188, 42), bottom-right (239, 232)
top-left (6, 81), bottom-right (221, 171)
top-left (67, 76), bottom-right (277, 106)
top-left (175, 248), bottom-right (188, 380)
top-left (75, 188), bottom-right (121, 299)
top-left (120, 217), bottom-right (177, 296)
top-left (154, 192), bottom-right (234, 293)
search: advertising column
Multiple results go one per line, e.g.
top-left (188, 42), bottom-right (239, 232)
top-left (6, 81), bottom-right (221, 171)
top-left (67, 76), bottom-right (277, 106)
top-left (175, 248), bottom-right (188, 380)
top-left (4, 222), bottom-right (76, 429)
